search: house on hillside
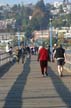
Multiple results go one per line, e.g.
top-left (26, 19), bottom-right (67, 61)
top-left (32, 30), bottom-right (49, 41)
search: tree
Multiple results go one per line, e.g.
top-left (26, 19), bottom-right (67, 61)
top-left (32, 8), bottom-right (44, 29)
top-left (31, 0), bottom-right (50, 30)
top-left (59, 5), bottom-right (64, 13)
top-left (35, 0), bottom-right (46, 12)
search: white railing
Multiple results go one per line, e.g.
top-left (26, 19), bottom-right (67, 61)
top-left (0, 52), bottom-right (10, 66)
top-left (64, 53), bottom-right (71, 72)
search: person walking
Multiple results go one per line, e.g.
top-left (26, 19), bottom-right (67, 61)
top-left (21, 45), bottom-right (26, 63)
top-left (8, 46), bottom-right (13, 63)
top-left (52, 43), bottom-right (57, 62)
top-left (53, 44), bottom-right (66, 77)
top-left (53, 43), bottom-right (57, 53)
top-left (14, 46), bottom-right (21, 63)
top-left (17, 48), bottom-right (21, 63)
top-left (26, 46), bottom-right (31, 58)
top-left (37, 43), bottom-right (49, 77)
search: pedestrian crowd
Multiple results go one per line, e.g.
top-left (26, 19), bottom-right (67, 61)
top-left (6, 42), bottom-right (66, 77)
top-left (6, 42), bottom-right (38, 64)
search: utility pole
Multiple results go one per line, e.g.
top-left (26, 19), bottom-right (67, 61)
top-left (17, 28), bottom-right (20, 49)
top-left (49, 19), bottom-right (53, 62)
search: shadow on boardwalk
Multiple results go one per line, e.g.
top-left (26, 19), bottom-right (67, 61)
top-left (3, 56), bottom-right (71, 108)
top-left (0, 62), bottom-right (14, 78)
top-left (49, 66), bottom-right (71, 108)
top-left (3, 58), bottom-right (31, 108)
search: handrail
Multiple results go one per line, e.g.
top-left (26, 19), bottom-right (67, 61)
top-left (66, 54), bottom-right (71, 64)
top-left (64, 53), bottom-right (71, 72)
top-left (0, 52), bottom-right (10, 66)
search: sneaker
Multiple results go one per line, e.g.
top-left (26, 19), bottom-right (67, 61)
top-left (61, 74), bottom-right (63, 77)
top-left (59, 73), bottom-right (63, 77)
top-left (42, 74), bottom-right (45, 77)
top-left (45, 72), bottom-right (48, 76)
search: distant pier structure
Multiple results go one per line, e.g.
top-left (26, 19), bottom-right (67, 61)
top-left (63, 0), bottom-right (69, 4)
top-left (63, 0), bottom-right (70, 6)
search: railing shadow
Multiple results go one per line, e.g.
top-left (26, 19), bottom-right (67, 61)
top-left (3, 58), bottom-right (31, 108)
top-left (0, 62), bottom-right (14, 78)
top-left (48, 66), bottom-right (71, 108)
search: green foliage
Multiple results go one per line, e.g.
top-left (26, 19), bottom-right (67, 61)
top-left (59, 5), bottom-right (64, 13)
top-left (35, 0), bottom-right (46, 12)
top-left (25, 26), bottom-right (32, 39)
top-left (52, 13), bottom-right (71, 28)
top-left (31, 0), bottom-right (50, 30)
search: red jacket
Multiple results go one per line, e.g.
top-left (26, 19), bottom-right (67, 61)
top-left (38, 48), bottom-right (48, 61)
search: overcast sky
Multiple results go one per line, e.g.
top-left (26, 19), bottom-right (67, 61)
top-left (0, 0), bottom-right (64, 5)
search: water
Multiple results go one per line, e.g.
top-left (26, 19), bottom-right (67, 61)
top-left (66, 50), bottom-right (71, 54)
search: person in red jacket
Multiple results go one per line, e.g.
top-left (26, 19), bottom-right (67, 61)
top-left (37, 43), bottom-right (49, 76)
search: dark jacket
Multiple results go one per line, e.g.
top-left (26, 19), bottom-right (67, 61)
top-left (55, 47), bottom-right (65, 58)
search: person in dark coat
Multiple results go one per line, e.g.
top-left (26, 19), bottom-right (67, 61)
top-left (17, 48), bottom-right (21, 63)
top-left (21, 45), bottom-right (26, 63)
top-left (53, 44), bottom-right (66, 77)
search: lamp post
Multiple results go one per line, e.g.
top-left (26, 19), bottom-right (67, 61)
top-left (55, 29), bottom-right (58, 44)
top-left (49, 18), bottom-right (53, 61)
top-left (24, 34), bottom-right (26, 46)
top-left (16, 19), bottom-right (21, 48)
top-left (17, 28), bottom-right (20, 49)
top-left (28, 16), bottom-right (32, 45)
top-left (39, 21), bottom-right (43, 45)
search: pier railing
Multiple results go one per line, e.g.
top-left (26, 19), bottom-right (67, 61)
top-left (0, 50), bottom-right (71, 72)
top-left (64, 53), bottom-right (71, 72)
top-left (0, 52), bottom-right (10, 66)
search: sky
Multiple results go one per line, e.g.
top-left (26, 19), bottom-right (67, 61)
top-left (0, 0), bottom-right (71, 5)
top-left (0, 0), bottom-right (64, 5)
